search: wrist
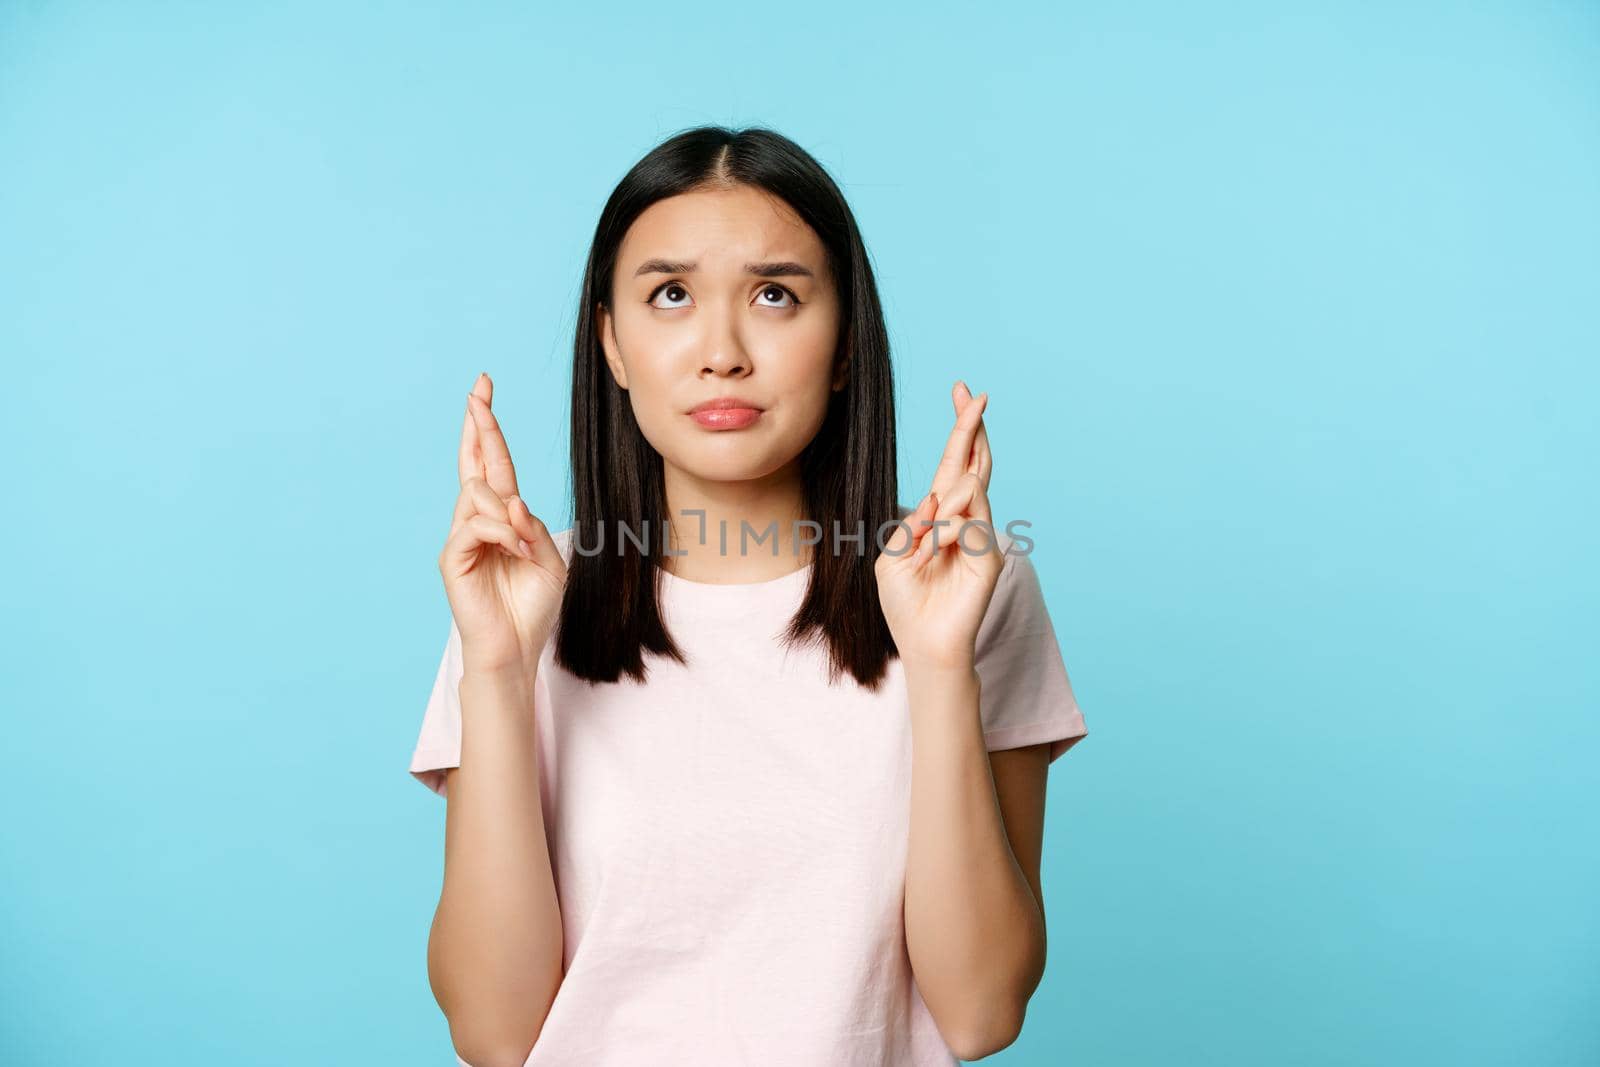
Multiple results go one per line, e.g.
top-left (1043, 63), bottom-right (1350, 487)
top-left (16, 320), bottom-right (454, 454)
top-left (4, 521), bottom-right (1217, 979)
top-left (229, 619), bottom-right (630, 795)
top-left (900, 656), bottom-right (979, 687)
top-left (897, 638), bottom-right (978, 677)
top-left (458, 661), bottom-right (538, 698)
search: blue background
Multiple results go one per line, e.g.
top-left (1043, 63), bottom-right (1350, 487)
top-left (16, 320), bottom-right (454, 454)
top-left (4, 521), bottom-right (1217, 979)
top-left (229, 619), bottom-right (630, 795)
top-left (2, 2), bottom-right (1595, 1064)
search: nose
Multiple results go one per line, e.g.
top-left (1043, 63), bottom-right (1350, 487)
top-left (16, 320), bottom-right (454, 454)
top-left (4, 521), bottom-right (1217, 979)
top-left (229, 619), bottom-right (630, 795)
top-left (698, 298), bottom-right (753, 378)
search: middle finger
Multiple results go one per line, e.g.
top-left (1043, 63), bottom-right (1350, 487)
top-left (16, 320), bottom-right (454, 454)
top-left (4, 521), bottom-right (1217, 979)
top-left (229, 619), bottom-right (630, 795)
top-left (932, 383), bottom-right (988, 495)
top-left (467, 390), bottom-right (521, 499)
top-left (953, 381), bottom-right (993, 491)
top-left (457, 373), bottom-right (494, 486)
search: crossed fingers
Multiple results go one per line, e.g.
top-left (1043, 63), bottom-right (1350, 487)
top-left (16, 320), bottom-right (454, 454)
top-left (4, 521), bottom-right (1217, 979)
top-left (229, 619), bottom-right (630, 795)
top-left (930, 380), bottom-right (991, 502)
top-left (461, 375), bottom-right (520, 499)
top-left (453, 373), bottom-right (540, 545)
top-left (892, 382), bottom-right (999, 563)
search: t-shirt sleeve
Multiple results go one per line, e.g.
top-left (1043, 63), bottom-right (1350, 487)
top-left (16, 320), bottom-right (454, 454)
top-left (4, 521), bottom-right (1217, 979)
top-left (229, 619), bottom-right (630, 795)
top-left (973, 547), bottom-right (1090, 763)
top-left (408, 617), bottom-right (466, 797)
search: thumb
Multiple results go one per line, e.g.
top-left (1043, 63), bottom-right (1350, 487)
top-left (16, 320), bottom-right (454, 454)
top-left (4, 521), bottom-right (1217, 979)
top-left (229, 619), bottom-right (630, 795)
top-left (513, 503), bottom-right (566, 575)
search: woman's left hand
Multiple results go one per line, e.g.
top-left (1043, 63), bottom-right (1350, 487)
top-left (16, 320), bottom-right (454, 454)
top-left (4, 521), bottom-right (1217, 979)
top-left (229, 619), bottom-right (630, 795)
top-left (876, 381), bottom-right (1006, 672)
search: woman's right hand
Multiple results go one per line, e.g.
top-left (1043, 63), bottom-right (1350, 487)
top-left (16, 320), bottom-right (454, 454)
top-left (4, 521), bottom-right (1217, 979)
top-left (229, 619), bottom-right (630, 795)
top-left (438, 372), bottom-right (568, 677)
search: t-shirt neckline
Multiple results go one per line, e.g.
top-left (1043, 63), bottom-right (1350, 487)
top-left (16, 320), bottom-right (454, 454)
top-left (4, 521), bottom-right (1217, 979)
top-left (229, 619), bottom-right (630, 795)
top-left (655, 558), bottom-right (815, 593)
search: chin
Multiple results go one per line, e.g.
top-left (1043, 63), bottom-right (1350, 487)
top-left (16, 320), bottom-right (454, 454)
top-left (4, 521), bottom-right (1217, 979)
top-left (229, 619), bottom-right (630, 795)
top-left (688, 455), bottom-right (781, 482)
top-left (672, 441), bottom-right (788, 480)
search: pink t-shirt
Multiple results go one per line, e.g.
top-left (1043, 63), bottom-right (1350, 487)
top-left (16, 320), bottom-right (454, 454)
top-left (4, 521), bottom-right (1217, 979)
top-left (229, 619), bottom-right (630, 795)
top-left (409, 522), bottom-right (1089, 1066)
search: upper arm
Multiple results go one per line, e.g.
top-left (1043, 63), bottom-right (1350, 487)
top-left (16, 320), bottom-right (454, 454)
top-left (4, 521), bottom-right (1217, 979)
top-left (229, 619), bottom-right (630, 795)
top-left (989, 741), bottom-right (1051, 929)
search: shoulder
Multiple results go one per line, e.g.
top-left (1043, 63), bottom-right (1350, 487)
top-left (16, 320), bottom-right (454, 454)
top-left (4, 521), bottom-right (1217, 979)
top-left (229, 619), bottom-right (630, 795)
top-left (977, 525), bottom-right (1049, 647)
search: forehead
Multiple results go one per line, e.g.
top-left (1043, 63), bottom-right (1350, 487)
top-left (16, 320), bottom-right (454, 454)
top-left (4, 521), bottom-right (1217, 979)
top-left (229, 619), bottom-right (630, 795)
top-left (617, 185), bottom-right (825, 269)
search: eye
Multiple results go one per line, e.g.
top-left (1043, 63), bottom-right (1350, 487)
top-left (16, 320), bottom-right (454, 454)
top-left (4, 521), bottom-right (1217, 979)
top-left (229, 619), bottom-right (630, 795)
top-left (646, 281), bottom-right (803, 310)
top-left (647, 282), bottom-right (693, 309)
top-left (756, 284), bottom-right (801, 309)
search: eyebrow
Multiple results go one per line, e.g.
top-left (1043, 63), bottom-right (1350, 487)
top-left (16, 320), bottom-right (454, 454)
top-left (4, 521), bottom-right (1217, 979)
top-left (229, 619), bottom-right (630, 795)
top-left (632, 258), bottom-right (815, 279)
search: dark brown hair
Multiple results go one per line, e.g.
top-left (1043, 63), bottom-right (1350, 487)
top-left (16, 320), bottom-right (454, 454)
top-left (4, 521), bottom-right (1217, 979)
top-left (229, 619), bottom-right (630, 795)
top-left (555, 125), bottom-right (902, 689)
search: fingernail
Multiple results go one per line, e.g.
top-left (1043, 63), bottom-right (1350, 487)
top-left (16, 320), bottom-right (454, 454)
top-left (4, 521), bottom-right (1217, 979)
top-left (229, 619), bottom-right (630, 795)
top-left (518, 539), bottom-right (534, 560)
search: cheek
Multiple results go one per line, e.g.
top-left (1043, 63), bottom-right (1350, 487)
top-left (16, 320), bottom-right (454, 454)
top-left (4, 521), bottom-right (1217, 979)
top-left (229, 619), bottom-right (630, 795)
top-left (766, 312), bottom-right (839, 374)
top-left (611, 312), bottom-right (683, 390)
top-left (776, 331), bottom-right (844, 428)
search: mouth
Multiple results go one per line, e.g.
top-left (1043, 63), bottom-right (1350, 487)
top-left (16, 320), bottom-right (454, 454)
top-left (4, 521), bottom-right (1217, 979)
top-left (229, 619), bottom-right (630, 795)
top-left (688, 397), bottom-right (765, 430)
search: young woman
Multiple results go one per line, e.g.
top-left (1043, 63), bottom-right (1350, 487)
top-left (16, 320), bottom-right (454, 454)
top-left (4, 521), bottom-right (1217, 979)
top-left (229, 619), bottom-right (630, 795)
top-left (409, 126), bottom-right (1089, 1067)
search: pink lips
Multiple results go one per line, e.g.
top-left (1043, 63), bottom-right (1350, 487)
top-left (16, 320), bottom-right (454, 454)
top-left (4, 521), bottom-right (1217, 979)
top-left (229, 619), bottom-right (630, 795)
top-left (688, 397), bottom-right (765, 430)
top-left (690, 406), bottom-right (762, 430)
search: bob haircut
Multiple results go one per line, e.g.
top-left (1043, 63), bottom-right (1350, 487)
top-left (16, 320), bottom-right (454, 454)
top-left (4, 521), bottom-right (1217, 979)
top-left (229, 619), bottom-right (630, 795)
top-left (555, 125), bottom-right (904, 690)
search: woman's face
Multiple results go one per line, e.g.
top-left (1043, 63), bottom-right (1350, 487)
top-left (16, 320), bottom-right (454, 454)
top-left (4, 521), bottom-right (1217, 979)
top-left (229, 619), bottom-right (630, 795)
top-left (598, 184), bottom-right (846, 489)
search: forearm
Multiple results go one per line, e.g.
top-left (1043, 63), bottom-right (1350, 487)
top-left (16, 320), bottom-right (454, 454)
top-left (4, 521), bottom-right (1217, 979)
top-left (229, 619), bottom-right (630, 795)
top-left (902, 663), bottom-right (1045, 1056)
top-left (428, 668), bottom-right (563, 1067)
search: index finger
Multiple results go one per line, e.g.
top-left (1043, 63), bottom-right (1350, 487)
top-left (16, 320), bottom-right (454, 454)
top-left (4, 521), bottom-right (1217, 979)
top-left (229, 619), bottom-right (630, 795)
top-left (456, 373), bottom-right (493, 487)
top-left (952, 381), bottom-right (993, 491)
top-left (467, 391), bottom-right (520, 499)
top-left (932, 386), bottom-right (988, 492)
top-left (972, 416), bottom-right (992, 491)
top-left (457, 401), bottom-right (481, 487)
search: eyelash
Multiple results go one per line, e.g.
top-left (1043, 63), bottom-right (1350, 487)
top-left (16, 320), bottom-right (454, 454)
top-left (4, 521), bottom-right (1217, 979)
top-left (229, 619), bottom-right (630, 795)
top-left (646, 282), bottom-right (802, 310)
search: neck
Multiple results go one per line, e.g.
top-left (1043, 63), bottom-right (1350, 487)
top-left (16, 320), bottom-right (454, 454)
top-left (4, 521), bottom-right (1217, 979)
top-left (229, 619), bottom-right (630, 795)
top-left (659, 461), bottom-right (811, 583)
